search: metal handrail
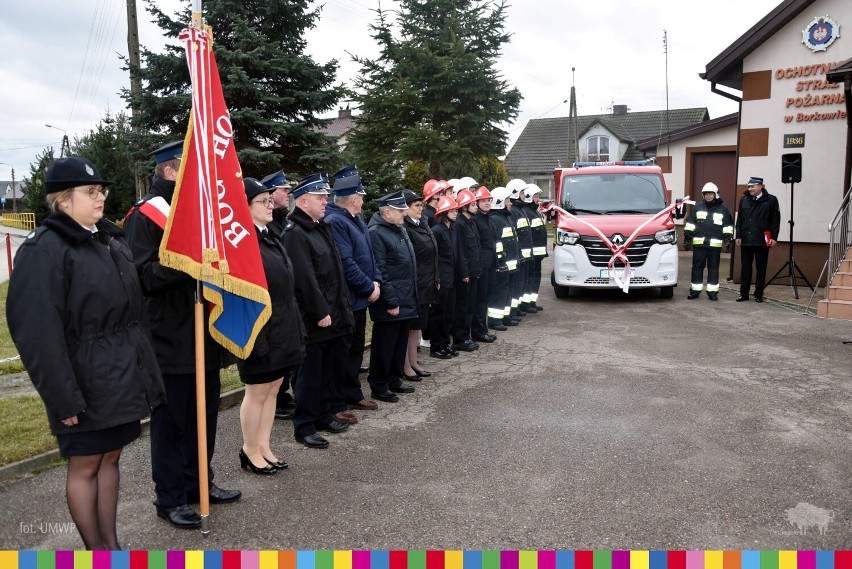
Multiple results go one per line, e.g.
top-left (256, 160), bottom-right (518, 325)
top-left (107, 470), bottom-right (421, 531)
top-left (827, 184), bottom-right (852, 283)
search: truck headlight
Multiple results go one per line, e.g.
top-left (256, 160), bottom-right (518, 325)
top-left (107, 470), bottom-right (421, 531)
top-left (556, 229), bottom-right (580, 245)
top-left (654, 229), bottom-right (676, 244)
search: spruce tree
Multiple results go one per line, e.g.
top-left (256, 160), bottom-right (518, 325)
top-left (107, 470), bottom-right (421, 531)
top-left (348, 0), bottom-right (521, 194)
top-left (123, 0), bottom-right (343, 177)
top-left (23, 148), bottom-right (55, 225)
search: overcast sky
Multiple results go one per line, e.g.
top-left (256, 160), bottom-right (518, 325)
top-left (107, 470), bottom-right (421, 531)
top-left (0, 0), bottom-right (783, 181)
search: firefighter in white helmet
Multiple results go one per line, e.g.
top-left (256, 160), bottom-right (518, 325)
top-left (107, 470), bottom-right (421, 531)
top-left (522, 183), bottom-right (547, 312)
top-left (487, 187), bottom-right (519, 328)
top-left (683, 182), bottom-right (734, 300)
top-left (507, 181), bottom-right (534, 317)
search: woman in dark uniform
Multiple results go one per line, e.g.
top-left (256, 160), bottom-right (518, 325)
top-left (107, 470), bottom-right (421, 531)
top-left (7, 156), bottom-right (166, 549)
top-left (402, 189), bottom-right (439, 380)
top-left (237, 178), bottom-right (306, 474)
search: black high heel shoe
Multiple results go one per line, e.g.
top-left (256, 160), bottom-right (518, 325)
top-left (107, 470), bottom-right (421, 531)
top-left (413, 369), bottom-right (432, 377)
top-left (264, 456), bottom-right (289, 470)
top-left (239, 449), bottom-right (276, 475)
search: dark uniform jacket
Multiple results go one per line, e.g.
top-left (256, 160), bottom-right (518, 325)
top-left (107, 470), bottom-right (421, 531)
top-left (237, 228), bottom-right (305, 378)
top-left (736, 190), bottom-right (782, 247)
top-left (324, 202), bottom-right (381, 312)
top-left (684, 198), bottom-right (735, 248)
top-left (367, 213), bottom-right (419, 322)
top-left (431, 220), bottom-right (456, 288)
top-left (404, 215), bottom-right (440, 306)
top-left (422, 203), bottom-right (437, 227)
top-left (526, 202), bottom-right (549, 257)
top-left (510, 200), bottom-right (534, 263)
top-left (268, 206), bottom-right (289, 236)
top-left (454, 213), bottom-right (482, 280)
top-left (7, 213), bottom-right (166, 435)
top-left (282, 207), bottom-right (354, 344)
top-left (123, 177), bottom-right (232, 374)
top-left (490, 209), bottom-right (519, 272)
top-left (473, 210), bottom-right (497, 271)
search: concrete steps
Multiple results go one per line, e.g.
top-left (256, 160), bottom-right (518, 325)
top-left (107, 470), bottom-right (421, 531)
top-left (818, 248), bottom-right (852, 320)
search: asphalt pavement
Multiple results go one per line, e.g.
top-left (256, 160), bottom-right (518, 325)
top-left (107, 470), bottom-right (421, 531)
top-left (0, 254), bottom-right (849, 551)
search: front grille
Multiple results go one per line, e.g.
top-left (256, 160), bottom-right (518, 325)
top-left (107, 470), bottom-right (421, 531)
top-left (581, 235), bottom-right (655, 267)
top-left (584, 276), bottom-right (651, 285)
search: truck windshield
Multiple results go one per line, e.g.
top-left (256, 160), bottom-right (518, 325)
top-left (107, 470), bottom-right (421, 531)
top-left (561, 173), bottom-right (667, 214)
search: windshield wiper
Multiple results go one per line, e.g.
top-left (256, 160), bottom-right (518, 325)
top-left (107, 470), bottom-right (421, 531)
top-left (606, 209), bottom-right (647, 214)
top-left (566, 208), bottom-right (603, 215)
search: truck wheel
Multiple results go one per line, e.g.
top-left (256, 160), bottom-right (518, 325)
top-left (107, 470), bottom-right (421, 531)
top-left (659, 286), bottom-right (674, 299)
top-left (554, 284), bottom-right (570, 299)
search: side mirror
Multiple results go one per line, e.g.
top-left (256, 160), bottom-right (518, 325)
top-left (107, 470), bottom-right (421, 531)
top-left (673, 198), bottom-right (686, 220)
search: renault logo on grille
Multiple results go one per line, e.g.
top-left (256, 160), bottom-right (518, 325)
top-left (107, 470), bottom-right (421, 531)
top-left (611, 234), bottom-right (625, 245)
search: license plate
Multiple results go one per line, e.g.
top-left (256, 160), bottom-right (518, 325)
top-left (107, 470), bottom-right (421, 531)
top-left (600, 269), bottom-right (634, 279)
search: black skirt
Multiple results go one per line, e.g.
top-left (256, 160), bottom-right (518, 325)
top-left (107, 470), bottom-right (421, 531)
top-left (409, 303), bottom-right (431, 331)
top-left (56, 421), bottom-right (141, 457)
top-left (240, 367), bottom-right (292, 385)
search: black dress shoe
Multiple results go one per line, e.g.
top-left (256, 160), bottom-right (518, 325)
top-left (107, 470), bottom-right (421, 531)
top-left (390, 383), bottom-right (415, 394)
top-left (403, 373), bottom-right (422, 382)
top-left (414, 369), bottom-right (431, 377)
top-left (372, 390), bottom-right (400, 403)
top-left (429, 348), bottom-right (453, 359)
top-left (295, 433), bottom-right (330, 448)
top-left (274, 408), bottom-right (293, 420)
top-left (359, 366), bottom-right (369, 374)
top-left (473, 334), bottom-right (496, 343)
top-left (736, 295), bottom-right (749, 302)
top-left (489, 320), bottom-right (508, 331)
top-left (754, 296), bottom-right (764, 303)
top-left (156, 505), bottom-right (201, 529)
top-left (453, 340), bottom-right (479, 352)
top-left (707, 293), bottom-right (718, 301)
top-left (209, 483), bottom-right (242, 504)
top-left (503, 318), bottom-right (519, 327)
top-left (317, 419), bottom-right (349, 433)
top-left (264, 457), bottom-right (289, 470)
top-left (239, 449), bottom-right (277, 475)
top-left (687, 291), bottom-right (700, 299)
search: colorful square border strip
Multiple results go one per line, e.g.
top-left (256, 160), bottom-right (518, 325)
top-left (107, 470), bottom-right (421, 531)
top-left (0, 550), bottom-right (848, 569)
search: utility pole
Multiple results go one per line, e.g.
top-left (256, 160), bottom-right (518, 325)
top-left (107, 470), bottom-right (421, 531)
top-left (1, 163), bottom-right (18, 214)
top-left (127, 0), bottom-right (146, 200)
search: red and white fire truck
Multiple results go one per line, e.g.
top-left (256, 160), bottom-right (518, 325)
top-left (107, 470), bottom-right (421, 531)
top-left (550, 160), bottom-right (679, 299)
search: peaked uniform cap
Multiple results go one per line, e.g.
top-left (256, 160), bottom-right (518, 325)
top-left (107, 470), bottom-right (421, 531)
top-left (747, 176), bottom-right (764, 186)
top-left (147, 140), bottom-right (183, 164)
top-left (332, 165), bottom-right (359, 181)
top-left (292, 172), bottom-right (330, 198)
top-left (45, 156), bottom-right (114, 194)
top-left (435, 195), bottom-right (460, 215)
top-left (244, 177), bottom-right (270, 202)
top-left (261, 171), bottom-right (291, 190)
top-left (377, 190), bottom-right (409, 210)
top-left (402, 189), bottom-right (423, 203)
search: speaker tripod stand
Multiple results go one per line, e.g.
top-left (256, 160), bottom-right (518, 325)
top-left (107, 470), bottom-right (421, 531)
top-left (767, 181), bottom-right (814, 299)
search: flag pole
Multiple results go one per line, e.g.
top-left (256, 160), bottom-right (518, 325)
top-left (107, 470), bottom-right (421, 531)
top-left (191, 0), bottom-right (210, 538)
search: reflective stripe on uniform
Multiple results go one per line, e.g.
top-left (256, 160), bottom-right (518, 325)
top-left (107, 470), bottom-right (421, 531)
top-left (517, 218), bottom-right (530, 228)
top-left (487, 307), bottom-right (504, 318)
top-left (692, 236), bottom-right (706, 245)
top-left (530, 218), bottom-right (543, 227)
top-left (709, 238), bottom-right (724, 247)
top-left (495, 242), bottom-right (504, 253)
top-left (511, 298), bottom-right (520, 307)
top-left (696, 211), bottom-right (707, 220)
top-left (501, 227), bottom-right (514, 238)
top-left (521, 248), bottom-right (532, 258)
top-left (533, 246), bottom-right (547, 256)
top-left (712, 212), bottom-right (724, 225)
top-left (506, 259), bottom-right (518, 270)
top-left (691, 282), bottom-right (704, 291)
top-left (722, 225), bottom-right (734, 235)
top-left (706, 283), bottom-right (720, 292)
top-left (504, 306), bottom-right (511, 316)
top-left (530, 293), bottom-right (538, 302)
top-left (684, 222), bottom-right (696, 232)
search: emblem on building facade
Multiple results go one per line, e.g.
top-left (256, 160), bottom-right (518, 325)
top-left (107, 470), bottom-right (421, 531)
top-left (801, 15), bottom-right (840, 52)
